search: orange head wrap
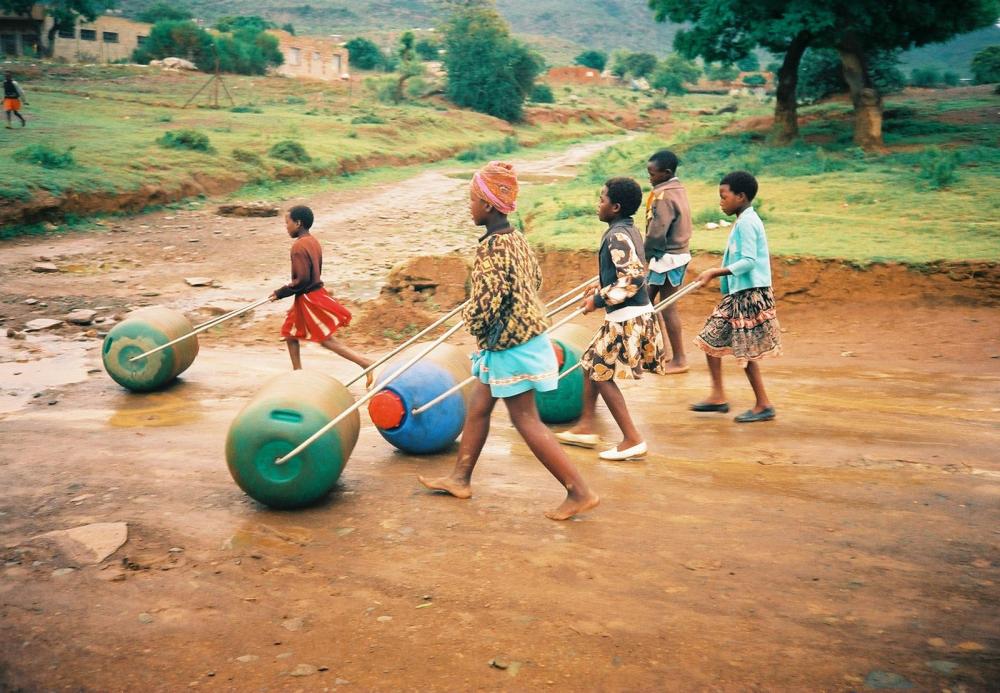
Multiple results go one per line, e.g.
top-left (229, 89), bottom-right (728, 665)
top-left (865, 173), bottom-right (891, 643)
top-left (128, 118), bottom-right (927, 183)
top-left (471, 160), bottom-right (518, 215)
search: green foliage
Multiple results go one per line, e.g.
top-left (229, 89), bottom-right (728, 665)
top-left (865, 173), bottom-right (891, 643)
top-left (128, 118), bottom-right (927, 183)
top-left (443, 5), bottom-right (542, 122)
top-left (268, 140), bottom-right (311, 163)
top-left (133, 20), bottom-right (213, 68)
top-left (736, 53), bottom-right (759, 71)
top-left (554, 202), bottom-right (593, 220)
top-left (414, 36), bottom-right (442, 61)
top-left (742, 73), bottom-right (766, 86)
top-left (157, 129), bottom-right (214, 153)
top-left (230, 105), bottom-right (262, 113)
top-left (911, 66), bottom-right (943, 87)
top-left (918, 148), bottom-right (959, 189)
top-left (345, 37), bottom-right (386, 70)
top-left (971, 45), bottom-right (1000, 83)
top-left (136, 2), bottom-right (192, 23)
top-left (214, 15), bottom-right (274, 34)
top-left (650, 54), bottom-right (700, 94)
top-left (231, 148), bottom-right (262, 166)
top-left (574, 50), bottom-right (607, 71)
top-left (13, 144), bottom-right (76, 169)
top-left (612, 52), bottom-right (658, 78)
top-left (281, 23), bottom-right (295, 35)
top-left (455, 136), bottom-right (518, 162)
top-left (798, 48), bottom-right (906, 102)
top-left (350, 112), bottom-right (386, 124)
top-left (705, 62), bottom-right (739, 81)
top-left (131, 18), bottom-right (281, 75)
top-left (530, 83), bottom-right (555, 103)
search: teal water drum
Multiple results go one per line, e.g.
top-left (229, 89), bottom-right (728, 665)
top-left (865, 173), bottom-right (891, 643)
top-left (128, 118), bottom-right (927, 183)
top-left (536, 323), bottom-right (593, 424)
top-left (226, 370), bottom-right (360, 509)
top-left (102, 307), bottom-right (199, 392)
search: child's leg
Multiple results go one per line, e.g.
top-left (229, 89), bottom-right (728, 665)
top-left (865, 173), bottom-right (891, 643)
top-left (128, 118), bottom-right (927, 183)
top-left (14, 109), bottom-right (24, 126)
top-left (594, 379), bottom-right (644, 450)
top-left (4, 111), bottom-right (10, 127)
top-left (657, 283), bottom-right (688, 373)
top-left (285, 338), bottom-right (302, 370)
top-left (419, 380), bottom-right (496, 498)
top-left (503, 390), bottom-right (599, 521)
top-left (743, 360), bottom-right (773, 412)
top-left (564, 375), bottom-right (600, 435)
top-left (320, 336), bottom-right (375, 386)
top-left (694, 354), bottom-right (726, 405)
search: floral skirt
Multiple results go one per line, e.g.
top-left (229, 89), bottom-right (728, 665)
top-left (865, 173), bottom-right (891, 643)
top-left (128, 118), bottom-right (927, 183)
top-left (580, 312), bottom-right (665, 382)
top-left (694, 287), bottom-right (782, 367)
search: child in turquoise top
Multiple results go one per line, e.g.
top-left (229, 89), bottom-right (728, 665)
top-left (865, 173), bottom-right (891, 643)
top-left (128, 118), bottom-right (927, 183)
top-left (692, 171), bottom-right (781, 423)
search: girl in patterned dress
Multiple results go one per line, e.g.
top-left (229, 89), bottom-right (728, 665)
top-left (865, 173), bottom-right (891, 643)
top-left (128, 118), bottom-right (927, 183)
top-left (419, 161), bottom-right (599, 521)
top-left (556, 178), bottom-right (665, 461)
top-left (691, 171), bottom-right (781, 423)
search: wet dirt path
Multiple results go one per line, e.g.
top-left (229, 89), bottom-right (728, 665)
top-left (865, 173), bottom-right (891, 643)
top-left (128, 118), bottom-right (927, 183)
top-left (1, 139), bottom-right (1000, 690)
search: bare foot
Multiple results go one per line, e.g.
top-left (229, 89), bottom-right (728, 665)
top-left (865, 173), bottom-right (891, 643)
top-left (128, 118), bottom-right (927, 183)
top-left (418, 475), bottom-right (472, 499)
top-left (365, 371), bottom-right (374, 389)
top-left (545, 492), bottom-right (600, 521)
top-left (661, 361), bottom-right (689, 375)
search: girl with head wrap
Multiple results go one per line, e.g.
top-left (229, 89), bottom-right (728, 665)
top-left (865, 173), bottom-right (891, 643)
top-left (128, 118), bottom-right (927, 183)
top-left (419, 161), bottom-right (599, 521)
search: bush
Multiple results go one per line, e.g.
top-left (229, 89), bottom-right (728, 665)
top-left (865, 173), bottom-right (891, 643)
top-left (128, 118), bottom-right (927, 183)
top-left (414, 37), bottom-right (442, 61)
top-left (268, 140), bottom-right (311, 163)
top-left (650, 54), bottom-right (700, 94)
top-left (232, 148), bottom-right (263, 166)
top-left (137, 2), bottom-right (192, 23)
top-left (157, 129), bottom-right (214, 153)
top-left (350, 112), bottom-right (386, 124)
top-left (971, 45), bottom-right (1000, 84)
top-left (910, 66), bottom-right (942, 87)
top-left (230, 105), bottom-right (262, 113)
top-left (13, 144), bottom-right (76, 168)
top-left (736, 54), bottom-right (759, 72)
top-left (918, 148), bottom-right (958, 189)
top-left (742, 73), bottom-right (766, 86)
top-left (133, 18), bottom-right (281, 75)
top-left (455, 136), bottom-right (518, 162)
top-left (530, 83), bottom-right (555, 103)
top-left (443, 5), bottom-right (542, 122)
top-left (346, 37), bottom-right (385, 70)
top-left (612, 52), bottom-right (658, 78)
top-left (704, 62), bottom-right (739, 81)
top-left (574, 50), bottom-right (607, 72)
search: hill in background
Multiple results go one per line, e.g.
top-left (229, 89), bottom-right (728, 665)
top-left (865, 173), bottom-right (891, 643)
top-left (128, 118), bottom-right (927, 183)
top-left (118, 0), bottom-right (995, 75)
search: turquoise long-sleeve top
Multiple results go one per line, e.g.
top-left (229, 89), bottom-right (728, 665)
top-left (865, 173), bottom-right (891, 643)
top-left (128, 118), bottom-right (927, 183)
top-left (719, 206), bottom-right (772, 295)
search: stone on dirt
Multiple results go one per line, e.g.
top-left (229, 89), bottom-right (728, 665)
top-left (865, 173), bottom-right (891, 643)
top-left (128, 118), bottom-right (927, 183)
top-left (31, 263), bottom-right (59, 273)
top-left (381, 255), bottom-right (471, 306)
top-left (289, 664), bottom-right (317, 677)
top-left (863, 670), bottom-right (914, 689)
top-left (37, 522), bottom-right (128, 564)
top-left (216, 202), bottom-right (279, 218)
top-left (184, 277), bottom-right (214, 287)
top-left (24, 318), bottom-right (63, 332)
top-left (65, 309), bottom-right (97, 325)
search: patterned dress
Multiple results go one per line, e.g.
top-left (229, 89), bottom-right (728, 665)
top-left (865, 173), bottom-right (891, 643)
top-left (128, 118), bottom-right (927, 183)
top-left (581, 223), bottom-right (665, 381)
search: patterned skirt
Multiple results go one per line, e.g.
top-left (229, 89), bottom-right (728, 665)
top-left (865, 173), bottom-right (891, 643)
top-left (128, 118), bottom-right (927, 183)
top-left (280, 288), bottom-right (353, 342)
top-left (580, 312), bottom-right (665, 382)
top-left (694, 287), bottom-right (781, 366)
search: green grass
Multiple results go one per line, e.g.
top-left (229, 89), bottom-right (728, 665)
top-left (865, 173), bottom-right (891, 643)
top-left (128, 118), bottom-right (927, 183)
top-left (522, 92), bottom-right (1000, 264)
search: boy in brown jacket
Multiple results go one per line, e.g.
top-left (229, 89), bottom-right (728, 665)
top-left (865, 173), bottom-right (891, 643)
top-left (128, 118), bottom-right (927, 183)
top-left (644, 149), bottom-right (693, 374)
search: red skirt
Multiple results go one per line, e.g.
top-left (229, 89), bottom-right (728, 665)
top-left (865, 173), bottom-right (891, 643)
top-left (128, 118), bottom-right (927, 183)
top-left (280, 289), bottom-right (352, 342)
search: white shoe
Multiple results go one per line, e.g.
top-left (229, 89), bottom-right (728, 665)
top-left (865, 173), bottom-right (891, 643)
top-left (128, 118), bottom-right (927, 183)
top-left (555, 431), bottom-right (600, 448)
top-left (598, 441), bottom-right (647, 461)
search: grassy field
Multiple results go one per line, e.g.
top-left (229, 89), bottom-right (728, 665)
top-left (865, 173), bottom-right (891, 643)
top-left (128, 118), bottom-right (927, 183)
top-left (0, 62), bottom-right (631, 234)
top-left (520, 88), bottom-right (1000, 264)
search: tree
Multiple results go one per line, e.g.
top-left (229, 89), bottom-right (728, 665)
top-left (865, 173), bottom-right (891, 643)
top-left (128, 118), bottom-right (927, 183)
top-left (133, 18), bottom-right (282, 75)
top-left (704, 62), bottom-right (739, 81)
top-left (798, 47), bottom-right (905, 102)
top-left (971, 45), bottom-right (1000, 84)
top-left (133, 20), bottom-right (213, 68)
top-left (345, 37), bottom-right (385, 70)
top-left (414, 36), bottom-right (442, 60)
top-left (281, 23), bottom-right (295, 36)
top-left (649, 0), bottom-right (1000, 149)
top-left (574, 50), bottom-right (607, 71)
top-left (736, 53), bottom-right (759, 71)
top-left (442, 4), bottom-right (542, 122)
top-left (615, 52), bottom-right (658, 78)
top-left (0, 0), bottom-right (114, 56)
top-left (649, 53), bottom-right (701, 94)
top-left (392, 31), bottom-right (425, 102)
top-left (136, 2), bottom-right (191, 23)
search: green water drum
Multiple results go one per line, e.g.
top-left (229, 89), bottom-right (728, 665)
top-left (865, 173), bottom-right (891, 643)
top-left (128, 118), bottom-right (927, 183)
top-left (536, 323), bottom-right (593, 424)
top-left (226, 370), bottom-right (360, 509)
top-left (102, 307), bottom-right (199, 392)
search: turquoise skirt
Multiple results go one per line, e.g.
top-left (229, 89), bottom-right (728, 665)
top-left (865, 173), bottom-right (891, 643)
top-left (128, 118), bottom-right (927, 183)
top-left (471, 333), bottom-right (559, 398)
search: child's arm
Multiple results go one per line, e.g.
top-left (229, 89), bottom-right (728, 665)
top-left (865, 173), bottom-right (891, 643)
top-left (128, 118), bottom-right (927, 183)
top-left (465, 238), bottom-right (512, 345)
top-left (696, 222), bottom-right (757, 285)
top-left (644, 194), bottom-right (676, 259)
top-left (590, 230), bottom-right (645, 312)
top-left (272, 245), bottom-right (312, 300)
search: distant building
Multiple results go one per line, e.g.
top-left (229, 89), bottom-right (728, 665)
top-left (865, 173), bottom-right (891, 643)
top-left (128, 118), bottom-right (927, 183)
top-left (546, 66), bottom-right (613, 86)
top-left (51, 15), bottom-right (151, 63)
top-left (0, 4), bottom-right (45, 56)
top-left (0, 4), bottom-right (150, 62)
top-left (267, 30), bottom-right (348, 82)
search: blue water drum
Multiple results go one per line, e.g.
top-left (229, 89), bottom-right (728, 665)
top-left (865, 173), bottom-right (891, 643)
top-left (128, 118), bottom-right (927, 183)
top-left (536, 323), bottom-right (593, 423)
top-left (367, 342), bottom-right (470, 454)
top-left (226, 370), bottom-right (360, 509)
top-left (102, 307), bottom-right (199, 392)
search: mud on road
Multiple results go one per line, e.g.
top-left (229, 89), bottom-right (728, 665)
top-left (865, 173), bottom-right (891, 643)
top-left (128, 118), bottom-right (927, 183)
top-left (1, 141), bottom-right (999, 691)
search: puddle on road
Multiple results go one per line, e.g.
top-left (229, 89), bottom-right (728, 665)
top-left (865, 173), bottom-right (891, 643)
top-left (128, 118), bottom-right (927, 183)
top-left (107, 390), bottom-right (203, 428)
top-left (0, 336), bottom-right (96, 415)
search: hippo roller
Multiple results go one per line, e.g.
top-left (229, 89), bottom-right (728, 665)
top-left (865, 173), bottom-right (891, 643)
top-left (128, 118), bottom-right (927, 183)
top-left (536, 323), bottom-right (591, 423)
top-left (101, 307), bottom-right (199, 392)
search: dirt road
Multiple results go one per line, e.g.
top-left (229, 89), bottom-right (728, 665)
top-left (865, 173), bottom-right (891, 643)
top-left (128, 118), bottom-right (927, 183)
top-left (1, 140), bottom-right (999, 691)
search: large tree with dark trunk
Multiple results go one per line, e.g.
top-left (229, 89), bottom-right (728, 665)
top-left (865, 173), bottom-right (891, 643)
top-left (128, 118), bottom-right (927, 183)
top-left (649, 0), bottom-right (1000, 149)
